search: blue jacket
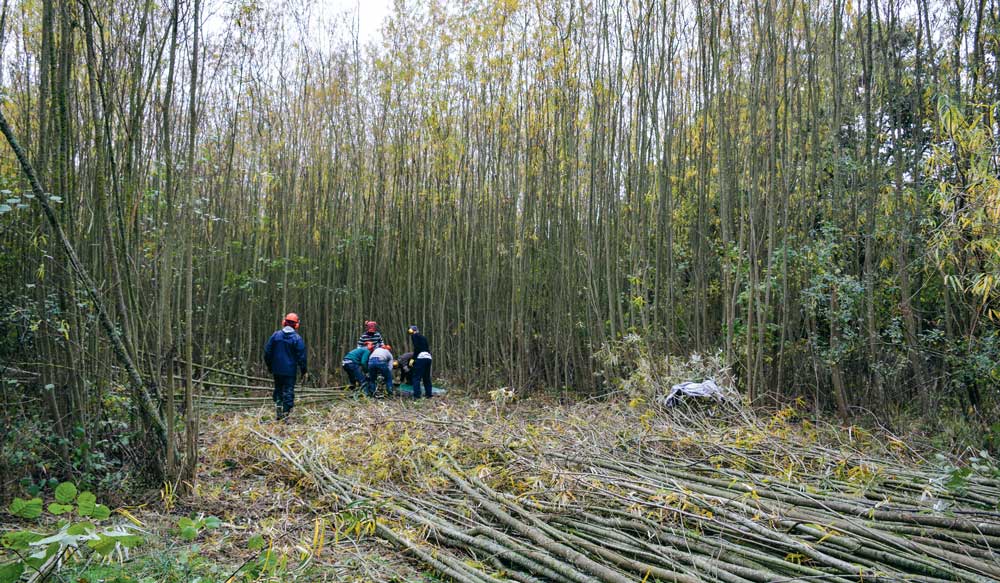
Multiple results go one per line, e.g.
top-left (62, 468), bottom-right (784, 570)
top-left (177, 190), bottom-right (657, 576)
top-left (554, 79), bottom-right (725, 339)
top-left (264, 327), bottom-right (307, 377)
top-left (343, 346), bottom-right (371, 370)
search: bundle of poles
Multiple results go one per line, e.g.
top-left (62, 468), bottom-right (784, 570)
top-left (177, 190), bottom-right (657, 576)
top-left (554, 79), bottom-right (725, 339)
top-left (234, 402), bottom-right (1000, 583)
top-left (164, 359), bottom-right (352, 409)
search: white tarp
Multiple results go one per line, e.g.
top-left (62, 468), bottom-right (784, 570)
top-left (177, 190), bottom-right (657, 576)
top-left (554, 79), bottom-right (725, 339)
top-left (662, 379), bottom-right (732, 407)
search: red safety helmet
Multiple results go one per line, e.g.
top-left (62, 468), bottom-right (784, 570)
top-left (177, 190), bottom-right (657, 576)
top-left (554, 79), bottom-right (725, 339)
top-left (283, 313), bottom-right (300, 329)
top-left (365, 320), bottom-right (378, 333)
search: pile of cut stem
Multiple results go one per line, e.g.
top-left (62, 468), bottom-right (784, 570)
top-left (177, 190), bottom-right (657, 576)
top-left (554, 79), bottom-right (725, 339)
top-left (161, 359), bottom-right (355, 409)
top-left (219, 398), bottom-right (1000, 582)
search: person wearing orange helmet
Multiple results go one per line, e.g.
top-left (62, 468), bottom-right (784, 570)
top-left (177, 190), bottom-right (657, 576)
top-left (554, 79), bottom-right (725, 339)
top-left (356, 320), bottom-right (384, 348)
top-left (264, 312), bottom-right (307, 421)
top-left (367, 343), bottom-right (395, 397)
top-left (342, 341), bottom-right (374, 393)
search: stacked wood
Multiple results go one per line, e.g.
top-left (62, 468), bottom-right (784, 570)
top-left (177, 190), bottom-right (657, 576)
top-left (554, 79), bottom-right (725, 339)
top-left (225, 399), bottom-right (1000, 582)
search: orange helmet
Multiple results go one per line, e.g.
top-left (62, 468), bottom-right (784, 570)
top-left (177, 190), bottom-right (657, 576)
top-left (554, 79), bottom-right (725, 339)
top-left (383, 344), bottom-right (392, 351)
top-left (283, 313), bottom-right (300, 328)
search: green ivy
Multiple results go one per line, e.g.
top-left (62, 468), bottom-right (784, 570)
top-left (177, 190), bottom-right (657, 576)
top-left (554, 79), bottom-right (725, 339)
top-left (177, 514), bottom-right (221, 541)
top-left (0, 482), bottom-right (145, 583)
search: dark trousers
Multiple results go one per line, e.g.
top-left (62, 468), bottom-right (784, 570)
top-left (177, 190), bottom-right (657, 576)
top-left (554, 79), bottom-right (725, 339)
top-left (342, 361), bottom-right (366, 389)
top-left (412, 358), bottom-right (432, 398)
top-left (272, 374), bottom-right (296, 413)
top-left (367, 358), bottom-right (393, 396)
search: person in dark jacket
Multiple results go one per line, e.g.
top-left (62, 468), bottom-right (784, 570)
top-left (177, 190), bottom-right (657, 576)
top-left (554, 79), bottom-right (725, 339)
top-left (342, 342), bottom-right (373, 393)
top-left (356, 320), bottom-right (384, 348)
top-left (264, 313), bottom-right (308, 421)
top-left (407, 325), bottom-right (433, 399)
top-left (395, 351), bottom-right (414, 385)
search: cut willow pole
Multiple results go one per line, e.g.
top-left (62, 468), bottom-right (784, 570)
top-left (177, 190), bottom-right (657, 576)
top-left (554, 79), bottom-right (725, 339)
top-left (0, 105), bottom-right (169, 477)
top-left (236, 405), bottom-right (1000, 583)
top-left (438, 464), bottom-right (635, 583)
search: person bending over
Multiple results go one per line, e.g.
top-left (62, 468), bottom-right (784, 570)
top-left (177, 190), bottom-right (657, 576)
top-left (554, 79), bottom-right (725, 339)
top-left (342, 342), bottom-right (373, 393)
top-left (367, 343), bottom-right (395, 397)
top-left (396, 351), bottom-right (414, 385)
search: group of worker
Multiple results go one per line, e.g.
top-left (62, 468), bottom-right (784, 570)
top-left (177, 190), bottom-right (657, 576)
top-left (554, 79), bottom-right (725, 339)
top-left (263, 314), bottom-right (433, 421)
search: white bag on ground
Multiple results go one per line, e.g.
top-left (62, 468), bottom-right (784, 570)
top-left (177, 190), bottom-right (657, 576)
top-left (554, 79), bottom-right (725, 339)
top-left (662, 379), bottom-right (732, 407)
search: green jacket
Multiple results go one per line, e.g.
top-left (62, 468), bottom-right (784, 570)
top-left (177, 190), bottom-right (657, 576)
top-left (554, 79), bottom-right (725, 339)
top-left (343, 346), bottom-right (371, 370)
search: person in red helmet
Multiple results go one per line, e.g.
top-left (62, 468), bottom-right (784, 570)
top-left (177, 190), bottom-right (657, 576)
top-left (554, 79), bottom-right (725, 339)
top-left (356, 320), bottom-right (384, 348)
top-left (264, 312), bottom-right (307, 421)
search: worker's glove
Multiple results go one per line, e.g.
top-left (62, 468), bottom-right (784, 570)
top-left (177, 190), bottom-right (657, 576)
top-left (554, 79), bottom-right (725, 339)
top-left (408, 359), bottom-right (415, 367)
top-left (392, 360), bottom-right (399, 368)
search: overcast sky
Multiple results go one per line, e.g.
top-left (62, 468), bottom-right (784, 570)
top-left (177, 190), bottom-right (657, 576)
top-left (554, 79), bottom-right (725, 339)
top-left (328, 0), bottom-right (393, 42)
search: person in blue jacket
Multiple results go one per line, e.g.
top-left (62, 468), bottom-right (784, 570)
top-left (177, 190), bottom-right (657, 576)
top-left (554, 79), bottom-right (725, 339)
top-left (342, 342), bottom-right (373, 393)
top-left (264, 312), bottom-right (308, 421)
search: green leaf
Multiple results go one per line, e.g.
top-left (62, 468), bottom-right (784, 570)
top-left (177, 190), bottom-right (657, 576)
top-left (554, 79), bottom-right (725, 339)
top-left (87, 534), bottom-right (117, 556)
top-left (179, 526), bottom-right (199, 541)
top-left (1, 530), bottom-right (45, 550)
top-left (203, 516), bottom-right (221, 529)
top-left (54, 482), bottom-right (77, 504)
top-left (77, 492), bottom-right (97, 517)
top-left (178, 516), bottom-right (196, 529)
top-left (113, 533), bottom-right (144, 549)
top-left (47, 503), bottom-right (74, 515)
top-left (66, 522), bottom-right (94, 536)
top-left (247, 534), bottom-right (266, 551)
top-left (0, 562), bottom-right (25, 583)
top-left (9, 498), bottom-right (43, 519)
top-left (85, 530), bottom-right (144, 557)
top-left (946, 467), bottom-right (972, 492)
top-left (92, 504), bottom-right (111, 520)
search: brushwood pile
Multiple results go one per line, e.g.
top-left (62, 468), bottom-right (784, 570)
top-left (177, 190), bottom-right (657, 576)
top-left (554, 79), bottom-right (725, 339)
top-left (206, 396), bottom-right (1000, 582)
